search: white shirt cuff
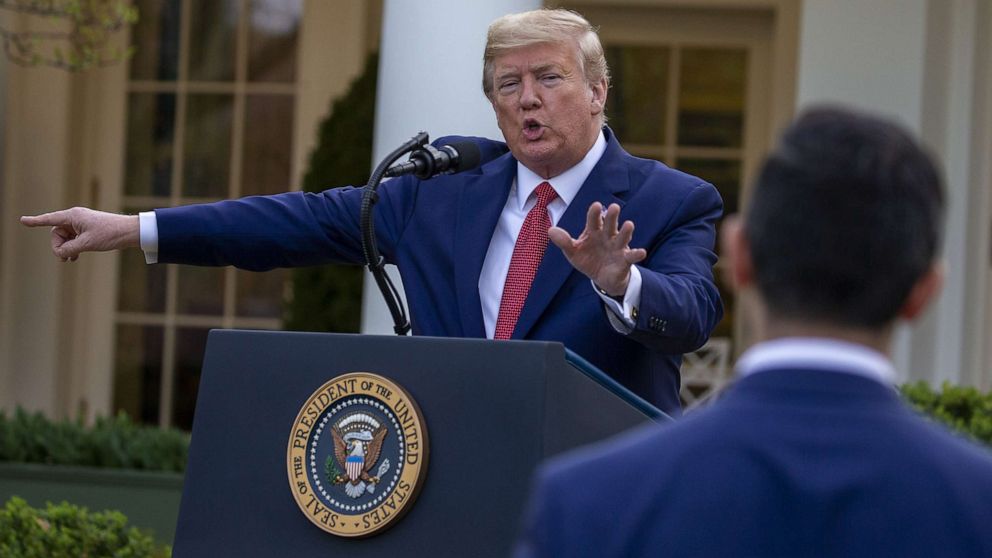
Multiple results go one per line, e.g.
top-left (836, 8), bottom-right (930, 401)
top-left (594, 265), bottom-right (642, 334)
top-left (138, 211), bottom-right (159, 264)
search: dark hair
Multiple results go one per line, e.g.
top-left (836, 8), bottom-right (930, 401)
top-left (745, 106), bottom-right (944, 328)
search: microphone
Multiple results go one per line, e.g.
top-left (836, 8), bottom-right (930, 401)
top-left (384, 140), bottom-right (482, 179)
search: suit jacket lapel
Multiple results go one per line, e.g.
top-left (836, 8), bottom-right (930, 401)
top-left (454, 156), bottom-right (516, 338)
top-left (512, 130), bottom-right (631, 339)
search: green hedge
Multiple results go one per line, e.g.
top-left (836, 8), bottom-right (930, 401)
top-left (0, 497), bottom-right (169, 558)
top-left (0, 409), bottom-right (188, 473)
top-left (900, 381), bottom-right (992, 446)
top-left (1, 379), bottom-right (988, 477)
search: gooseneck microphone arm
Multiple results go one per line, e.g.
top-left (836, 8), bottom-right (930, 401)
top-left (360, 132), bottom-right (429, 336)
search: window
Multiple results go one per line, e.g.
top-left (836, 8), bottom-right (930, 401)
top-left (114, 0), bottom-right (302, 428)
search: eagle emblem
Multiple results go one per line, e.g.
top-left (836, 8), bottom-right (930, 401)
top-left (330, 412), bottom-right (391, 498)
top-left (288, 372), bottom-right (428, 537)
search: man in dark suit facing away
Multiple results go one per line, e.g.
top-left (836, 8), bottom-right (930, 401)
top-left (514, 106), bottom-right (992, 558)
top-left (20, 9), bottom-right (722, 416)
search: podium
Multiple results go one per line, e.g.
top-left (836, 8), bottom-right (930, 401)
top-left (174, 330), bottom-right (666, 556)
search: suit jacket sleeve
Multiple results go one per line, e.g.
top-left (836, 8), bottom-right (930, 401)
top-left (151, 135), bottom-right (509, 271)
top-left (625, 181), bottom-right (723, 355)
top-left (153, 176), bottom-right (419, 271)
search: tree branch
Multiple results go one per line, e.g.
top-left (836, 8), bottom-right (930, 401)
top-left (0, 0), bottom-right (137, 71)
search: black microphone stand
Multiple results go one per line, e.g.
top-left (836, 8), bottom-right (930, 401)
top-left (360, 132), bottom-right (429, 335)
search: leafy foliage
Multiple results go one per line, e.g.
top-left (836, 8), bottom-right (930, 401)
top-left (0, 408), bottom-right (188, 473)
top-left (0, 497), bottom-right (169, 557)
top-left (0, 0), bottom-right (138, 71)
top-left (901, 381), bottom-right (992, 446)
top-left (283, 53), bottom-right (379, 333)
top-left (325, 455), bottom-right (341, 484)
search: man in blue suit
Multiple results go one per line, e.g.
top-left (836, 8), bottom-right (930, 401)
top-left (513, 106), bottom-right (992, 557)
top-left (20, 9), bottom-right (722, 415)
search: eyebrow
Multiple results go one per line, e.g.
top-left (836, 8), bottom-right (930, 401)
top-left (495, 62), bottom-right (565, 82)
top-left (529, 63), bottom-right (561, 75)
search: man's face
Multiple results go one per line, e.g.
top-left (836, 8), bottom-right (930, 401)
top-left (490, 41), bottom-right (607, 179)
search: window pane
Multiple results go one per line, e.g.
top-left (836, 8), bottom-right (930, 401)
top-left (188, 0), bottom-right (239, 81)
top-left (176, 265), bottom-right (225, 315)
top-left (113, 325), bottom-right (164, 426)
top-left (678, 48), bottom-right (747, 148)
top-left (236, 269), bottom-right (287, 318)
top-left (125, 93), bottom-right (175, 197)
top-left (172, 328), bottom-right (211, 430)
top-left (248, 0), bottom-right (303, 82)
top-left (675, 158), bottom-right (741, 217)
top-left (605, 46), bottom-right (669, 145)
top-left (117, 246), bottom-right (167, 313)
top-left (183, 94), bottom-right (233, 198)
top-left (129, 0), bottom-right (180, 81)
top-left (242, 94), bottom-right (293, 196)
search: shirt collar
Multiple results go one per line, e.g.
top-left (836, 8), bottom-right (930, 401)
top-left (513, 129), bottom-right (607, 210)
top-left (735, 337), bottom-right (897, 386)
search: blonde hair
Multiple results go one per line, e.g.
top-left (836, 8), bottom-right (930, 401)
top-left (482, 9), bottom-right (610, 101)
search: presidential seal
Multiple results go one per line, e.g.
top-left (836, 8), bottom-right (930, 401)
top-left (287, 372), bottom-right (429, 537)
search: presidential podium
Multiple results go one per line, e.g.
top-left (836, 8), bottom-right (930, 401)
top-left (173, 330), bottom-right (666, 557)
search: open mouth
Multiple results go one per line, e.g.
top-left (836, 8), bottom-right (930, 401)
top-left (523, 119), bottom-right (544, 139)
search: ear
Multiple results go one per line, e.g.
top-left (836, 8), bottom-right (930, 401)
top-left (899, 262), bottom-right (944, 321)
top-left (721, 215), bottom-right (754, 290)
top-left (589, 78), bottom-right (607, 116)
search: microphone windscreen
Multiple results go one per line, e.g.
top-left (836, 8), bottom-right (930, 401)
top-left (448, 140), bottom-right (482, 173)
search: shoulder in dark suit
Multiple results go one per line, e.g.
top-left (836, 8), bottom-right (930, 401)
top-left (515, 368), bottom-right (992, 558)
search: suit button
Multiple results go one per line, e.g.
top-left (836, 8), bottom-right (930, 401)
top-left (631, 307), bottom-right (639, 320)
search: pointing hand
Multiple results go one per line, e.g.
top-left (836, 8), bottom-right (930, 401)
top-left (20, 207), bottom-right (140, 262)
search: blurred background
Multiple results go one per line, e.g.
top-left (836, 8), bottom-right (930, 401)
top-left (1, 0), bottom-right (990, 430)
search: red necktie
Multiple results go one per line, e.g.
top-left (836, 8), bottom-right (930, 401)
top-left (494, 182), bottom-right (558, 340)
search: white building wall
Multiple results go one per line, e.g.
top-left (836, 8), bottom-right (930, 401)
top-left (362, 0), bottom-right (540, 334)
top-left (0, 63), bottom-right (76, 415)
top-left (795, 0), bottom-right (991, 386)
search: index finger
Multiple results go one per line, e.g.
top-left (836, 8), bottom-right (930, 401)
top-left (20, 211), bottom-right (69, 227)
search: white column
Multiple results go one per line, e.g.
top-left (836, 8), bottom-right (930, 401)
top-left (0, 61), bottom-right (75, 415)
top-left (795, 0), bottom-right (991, 386)
top-left (361, 0), bottom-right (539, 334)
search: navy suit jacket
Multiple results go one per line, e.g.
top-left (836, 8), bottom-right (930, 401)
top-left (154, 128), bottom-right (723, 414)
top-left (515, 369), bottom-right (992, 557)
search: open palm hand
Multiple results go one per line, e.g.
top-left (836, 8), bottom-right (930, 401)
top-left (548, 202), bottom-right (646, 296)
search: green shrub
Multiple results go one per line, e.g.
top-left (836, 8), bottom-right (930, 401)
top-left (0, 497), bottom-right (170, 558)
top-left (901, 381), bottom-right (992, 446)
top-left (283, 53), bottom-right (379, 334)
top-left (0, 408), bottom-right (188, 473)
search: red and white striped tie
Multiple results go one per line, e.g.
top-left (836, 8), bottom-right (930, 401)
top-left (494, 182), bottom-right (558, 340)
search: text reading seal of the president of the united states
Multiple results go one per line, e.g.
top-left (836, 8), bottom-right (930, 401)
top-left (287, 372), bottom-right (429, 537)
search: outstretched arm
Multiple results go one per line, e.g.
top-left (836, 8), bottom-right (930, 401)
top-left (20, 208), bottom-right (140, 262)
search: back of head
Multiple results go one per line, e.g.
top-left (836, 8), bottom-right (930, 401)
top-left (745, 106), bottom-right (944, 329)
top-left (482, 9), bottom-right (609, 100)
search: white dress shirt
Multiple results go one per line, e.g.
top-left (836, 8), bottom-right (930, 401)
top-left (735, 337), bottom-right (897, 386)
top-left (139, 130), bottom-right (642, 337)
